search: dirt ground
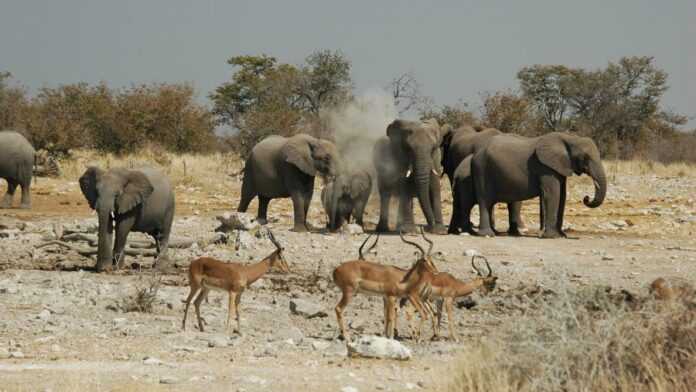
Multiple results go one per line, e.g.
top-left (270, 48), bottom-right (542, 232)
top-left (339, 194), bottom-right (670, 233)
top-left (1, 165), bottom-right (695, 391)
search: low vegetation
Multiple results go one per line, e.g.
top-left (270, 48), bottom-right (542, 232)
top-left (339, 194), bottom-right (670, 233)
top-left (449, 283), bottom-right (696, 392)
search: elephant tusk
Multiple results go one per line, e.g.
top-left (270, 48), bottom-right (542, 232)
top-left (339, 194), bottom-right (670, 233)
top-left (432, 168), bottom-right (438, 176)
top-left (406, 169), bottom-right (412, 178)
top-left (593, 179), bottom-right (600, 189)
top-left (110, 211), bottom-right (115, 220)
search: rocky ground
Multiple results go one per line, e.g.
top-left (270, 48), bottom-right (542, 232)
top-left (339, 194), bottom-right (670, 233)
top-left (1, 166), bottom-right (695, 391)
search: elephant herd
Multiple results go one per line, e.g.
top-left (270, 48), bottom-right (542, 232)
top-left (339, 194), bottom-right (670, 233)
top-left (236, 120), bottom-right (606, 240)
top-left (1, 122), bottom-right (606, 271)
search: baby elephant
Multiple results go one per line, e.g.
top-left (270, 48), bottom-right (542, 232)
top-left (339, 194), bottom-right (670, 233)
top-left (321, 168), bottom-right (372, 231)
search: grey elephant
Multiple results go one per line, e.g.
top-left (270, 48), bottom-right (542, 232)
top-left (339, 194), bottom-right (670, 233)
top-left (79, 166), bottom-right (175, 272)
top-left (442, 125), bottom-right (525, 235)
top-left (472, 132), bottom-right (606, 238)
top-left (320, 168), bottom-right (372, 231)
top-left (0, 130), bottom-right (35, 209)
top-left (373, 119), bottom-right (448, 234)
top-left (238, 134), bottom-right (340, 232)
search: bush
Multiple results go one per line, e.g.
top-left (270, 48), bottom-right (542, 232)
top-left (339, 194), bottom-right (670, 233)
top-left (449, 284), bottom-right (696, 392)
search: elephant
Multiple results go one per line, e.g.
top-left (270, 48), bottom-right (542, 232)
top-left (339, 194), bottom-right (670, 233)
top-left (472, 132), bottom-right (606, 238)
top-left (79, 166), bottom-right (175, 272)
top-left (320, 167), bottom-right (372, 231)
top-left (0, 130), bottom-right (35, 209)
top-left (237, 133), bottom-right (341, 232)
top-left (441, 125), bottom-right (525, 235)
top-left (373, 119), bottom-right (448, 234)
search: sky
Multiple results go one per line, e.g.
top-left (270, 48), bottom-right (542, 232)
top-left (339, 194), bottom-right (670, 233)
top-left (1, 0), bottom-right (694, 127)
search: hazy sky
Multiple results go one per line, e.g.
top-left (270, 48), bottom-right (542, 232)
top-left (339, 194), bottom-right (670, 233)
top-left (1, 0), bottom-right (693, 126)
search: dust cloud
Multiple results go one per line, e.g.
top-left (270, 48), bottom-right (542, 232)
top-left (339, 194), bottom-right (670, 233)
top-left (326, 89), bottom-right (397, 172)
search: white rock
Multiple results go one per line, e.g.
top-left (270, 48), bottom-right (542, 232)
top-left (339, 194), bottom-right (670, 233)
top-left (207, 335), bottom-right (231, 348)
top-left (341, 387), bottom-right (359, 392)
top-left (347, 335), bottom-right (412, 360)
top-left (216, 212), bottom-right (260, 232)
top-left (289, 299), bottom-right (327, 319)
top-left (243, 375), bottom-right (268, 385)
top-left (341, 224), bottom-right (364, 235)
top-left (311, 340), bottom-right (331, 351)
top-left (10, 351), bottom-right (24, 359)
top-left (464, 249), bottom-right (479, 257)
top-left (37, 309), bottom-right (51, 321)
top-left (143, 356), bottom-right (162, 365)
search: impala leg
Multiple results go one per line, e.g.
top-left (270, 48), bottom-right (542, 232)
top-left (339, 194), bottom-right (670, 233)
top-left (408, 295), bottom-right (430, 343)
top-left (384, 296), bottom-right (397, 339)
top-left (227, 291), bottom-right (237, 334)
top-left (181, 285), bottom-right (199, 331)
top-left (193, 288), bottom-right (208, 332)
top-left (335, 288), bottom-right (353, 341)
top-left (235, 291), bottom-right (242, 335)
top-left (445, 298), bottom-right (459, 342)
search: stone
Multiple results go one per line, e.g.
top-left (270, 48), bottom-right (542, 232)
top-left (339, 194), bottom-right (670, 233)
top-left (37, 309), bottom-right (51, 321)
top-left (143, 356), bottom-right (162, 365)
top-left (234, 231), bottom-right (256, 250)
top-left (159, 377), bottom-right (179, 385)
top-left (289, 299), bottom-right (328, 319)
top-left (341, 387), bottom-right (359, 392)
top-left (207, 334), bottom-right (231, 348)
top-left (602, 255), bottom-right (615, 261)
top-left (464, 249), bottom-right (479, 257)
top-left (341, 224), bottom-right (364, 235)
top-left (243, 375), bottom-right (268, 385)
top-left (311, 340), bottom-right (331, 351)
top-left (347, 335), bottom-right (412, 360)
top-left (215, 212), bottom-right (260, 232)
top-left (275, 326), bottom-right (304, 344)
top-left (9, 351), bottom-right (25, 359)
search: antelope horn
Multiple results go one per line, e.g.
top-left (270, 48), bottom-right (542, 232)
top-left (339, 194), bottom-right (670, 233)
top-left (471, 256), bottom-right (483, 276)
top-left (268, 229), bottom-right (282, 251)
top-left (358, 234), bottom-right (373, 260)
top-left (366, 234), bottom-right (380, 256)
top-left (419, 226), bottom-right (434, 256)
top-left (399, 229), bottom-right (425, 259)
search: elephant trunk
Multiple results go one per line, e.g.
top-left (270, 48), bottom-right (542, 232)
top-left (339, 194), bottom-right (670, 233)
top-left (583, 160), bottom-right (607, 208)
top-left (414, 150), bottom-right (436, 226)
top-left (96, 208), bottom-right (114, 272)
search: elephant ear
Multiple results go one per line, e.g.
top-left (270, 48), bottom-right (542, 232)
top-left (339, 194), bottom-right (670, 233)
top-left (282, 136), bottom-right (317, 177)
top-left (79, 166), bottom-right (104, 210)
top-left (535, 133), bottom-right (573, 177)
top-left (116, 170), bottom-right (154, 214)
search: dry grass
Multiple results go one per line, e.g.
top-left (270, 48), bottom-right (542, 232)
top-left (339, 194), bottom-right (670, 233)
top-left (604, 159), bottom-right (696, 178)
top-left (58, 147), bottom-right (244, 189)
top-left (449, 283), bottom-right (696, 392)
top-left (120, 273), bottom-right (162, 313)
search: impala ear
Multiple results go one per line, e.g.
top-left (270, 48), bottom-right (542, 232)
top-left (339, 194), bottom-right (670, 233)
top-left (282, 136), bottom-right (317, 177)
top-left (79, 166), bottom-right (104, 210)
top-left (116, 171), bottom-right (154, 214)
top-left (535, 133), bottom-right (573, 177)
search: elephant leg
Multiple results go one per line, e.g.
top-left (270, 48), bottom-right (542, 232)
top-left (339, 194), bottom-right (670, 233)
top-left (302, 187), bottom-right (314, 231)
top-left (476, 202), bottom-right (496, 237)
top-left (540, 175), bottom-right (562, 238)
top-left (113, 220), bottom-right (135, 269)
top-left (448, 190), bottom-right (461, 234)
top-left (353, 194), bottom-right (369, 227)
top-left (376, 190), bottom-right (391, 233)
top-left (154, 231), bottom-right (170, 268)
top-left (1, 180), bottom-right (17, 208)
top-left (289, 192), bottom-right (308, 232)
top-left (557, 177), bottom-right (567, 237)
top-left (257, 196), bottom-right (271, 225)
top-left (397, 178), bottom-right (417, 233)
top-left (539, 197), bottom-right (545, 231)
top-left (507, 202), bottom-right (523, 236)
top-left (19, 179), bottom-right (31, 209)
